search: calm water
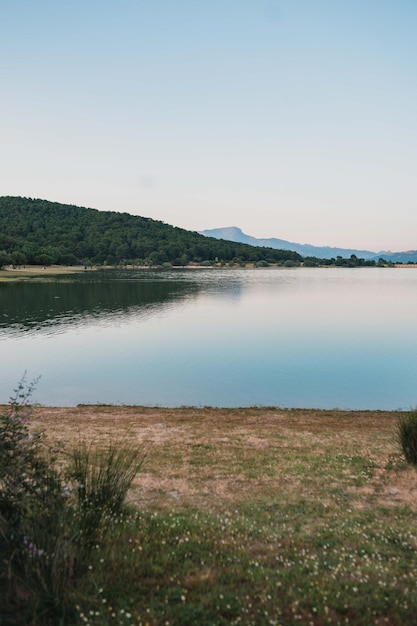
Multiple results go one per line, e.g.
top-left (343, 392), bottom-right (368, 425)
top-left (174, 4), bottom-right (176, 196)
top-left (1, 267), bottom-right (417, 409)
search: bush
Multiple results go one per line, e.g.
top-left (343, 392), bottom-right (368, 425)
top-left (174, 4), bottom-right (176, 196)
top-left (0, 377), bottom-right (63, 541)
top-left (0, 378), bottom-right (69, 623)
top-left (397, 409), bottom-right (417, 466)
top-left (284, 259), bottom-right (300, 267)
top-left (67, 439), bottom-right (144, 548)
top-left (0, 378), bottom-right (144, 625)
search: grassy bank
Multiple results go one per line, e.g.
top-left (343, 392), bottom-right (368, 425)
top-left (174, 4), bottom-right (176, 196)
top-left (0, 265), bottom-right (88, 282)
top-left (1, 405), bottom-right (411, 625)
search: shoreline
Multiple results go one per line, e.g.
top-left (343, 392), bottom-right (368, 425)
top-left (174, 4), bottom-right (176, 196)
top-left (0, 403), bottom-right (405, 413)
top-left (1, 262), bottom-right (414, 283)
top-left (17, 404), bottom-right (406, 419)
top-left (0, 264), bottom-right (87, 282)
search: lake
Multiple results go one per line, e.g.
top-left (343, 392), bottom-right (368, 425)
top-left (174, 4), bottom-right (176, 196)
top-left (1, 267), bottom-right (417, 409)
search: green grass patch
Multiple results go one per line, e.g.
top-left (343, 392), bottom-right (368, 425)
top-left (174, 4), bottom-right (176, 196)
top-left (2, 400), bottom-right (417, 625)
top-left (68, 503), bottom-right (417, 626)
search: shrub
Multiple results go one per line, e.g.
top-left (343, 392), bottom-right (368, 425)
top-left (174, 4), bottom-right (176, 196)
top-left (0, 378), bottom-right (144, 625)
top-left (397, 409), bottom-right (417, 466)
top-left (0, 377), bottom-right (63, 544)
top-left (0, 378), bottom-right (70, 622)
top-left (284, 259), bottom-right (300, 267)
top-left (66, 439), bottom-right (144, 548)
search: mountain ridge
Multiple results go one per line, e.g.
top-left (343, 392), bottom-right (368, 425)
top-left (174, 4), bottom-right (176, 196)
top-left (200, 227), bottom-right (417, 263)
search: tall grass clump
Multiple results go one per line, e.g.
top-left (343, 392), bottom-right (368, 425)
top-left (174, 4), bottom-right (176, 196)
top-left (397, 409), bottom-right (417, 467)
top-left (0, 379), bottom-right (144, 626)
top-left (67, 439), bottom-right (144, 548)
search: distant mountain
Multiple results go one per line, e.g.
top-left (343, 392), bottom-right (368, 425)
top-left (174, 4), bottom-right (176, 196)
top-left (375, 250), bottom-right (417, 264)
top-left (200, 227), bottom-right (417, 263)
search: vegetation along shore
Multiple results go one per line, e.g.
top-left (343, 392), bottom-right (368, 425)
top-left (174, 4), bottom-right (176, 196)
top-left (2, 400), bottom-right (417, 625)
top-left (2, 196), bottom-right (415, 269)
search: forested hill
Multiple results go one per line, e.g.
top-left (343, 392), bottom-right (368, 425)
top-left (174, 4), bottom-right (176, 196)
top-left (0, 197), bottom-right (301, 267)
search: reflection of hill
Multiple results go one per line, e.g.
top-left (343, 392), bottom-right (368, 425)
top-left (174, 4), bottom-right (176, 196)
top-left (0, 272), bottom-right (199, 336)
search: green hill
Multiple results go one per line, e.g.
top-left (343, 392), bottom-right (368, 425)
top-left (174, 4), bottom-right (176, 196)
top-left (0, 196), bottom-right (302, 267)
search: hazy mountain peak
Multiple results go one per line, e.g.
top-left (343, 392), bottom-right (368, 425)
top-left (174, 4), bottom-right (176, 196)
top-left (200, 227), bottom-right (417, 262)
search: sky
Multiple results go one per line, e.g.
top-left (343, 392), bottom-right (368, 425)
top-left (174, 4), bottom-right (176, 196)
top-left (1, 1), bottom-right (417, 252)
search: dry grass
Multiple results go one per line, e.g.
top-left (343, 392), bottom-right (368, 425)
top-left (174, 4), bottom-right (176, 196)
top-left (0, 265), bottom-right (87, 282)
top-left (6, 404), bottom-right (417, 625)
top-left (26, 405), bottom-right (417, 513)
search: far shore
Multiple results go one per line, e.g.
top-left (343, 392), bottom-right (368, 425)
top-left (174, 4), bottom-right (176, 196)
top-left (0, 262), bottom-right (414, 283)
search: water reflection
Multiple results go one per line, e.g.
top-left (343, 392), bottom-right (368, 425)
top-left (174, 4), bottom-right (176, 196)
top-left (1, 268), bottom-right (417, 409)
top-left (0, 270), bottom-right (200, 336)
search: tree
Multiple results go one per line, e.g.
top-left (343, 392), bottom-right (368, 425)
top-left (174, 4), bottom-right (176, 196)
top-left (0, 250), bottom-right (11, 269)
top-left (11, 251), bottom-right (26, 267)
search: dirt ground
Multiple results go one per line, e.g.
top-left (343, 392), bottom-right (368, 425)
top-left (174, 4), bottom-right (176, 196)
top-left (18, 404), bottom-right (417, 513)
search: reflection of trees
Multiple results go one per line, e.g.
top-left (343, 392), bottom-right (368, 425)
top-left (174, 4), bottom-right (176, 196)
top-left (0, 271), bottom-right (200, 335)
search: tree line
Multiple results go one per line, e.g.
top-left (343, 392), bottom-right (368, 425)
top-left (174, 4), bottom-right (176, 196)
top-left (0, 196), bottom-right (398, 269)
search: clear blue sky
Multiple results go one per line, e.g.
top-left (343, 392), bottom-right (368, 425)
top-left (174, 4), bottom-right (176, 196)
top-left (1, 0), bottom-right (416, 252)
